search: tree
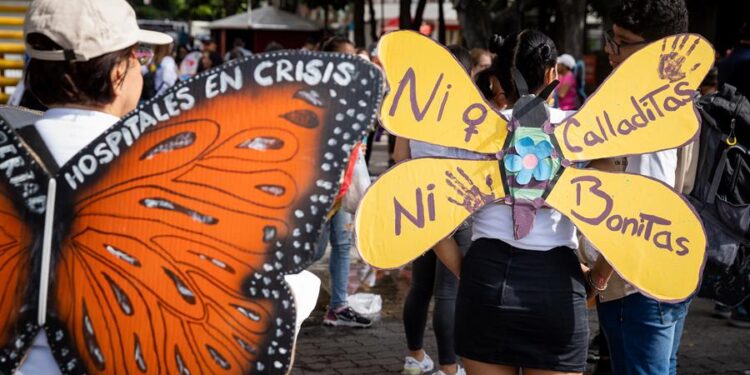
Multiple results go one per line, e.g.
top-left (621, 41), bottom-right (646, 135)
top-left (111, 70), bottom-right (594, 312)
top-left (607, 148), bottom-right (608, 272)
top-left (399, 0), bottom-right (411, 29)
top-left (303, 0), bottom-right (350, 30)
top-left (553, 0), bottom-right (586, 57)
top-left (437, 0), bottom-right (446, 44)
top-left (412, 0), bottom-right (428, 30)
top-left (455, 0), bottom-right (591, 52)
top-left (454, 0), bottom-right (491, 48)
top-left (129, 0), bottom-right (248, 20)
top-left (397, 0), bottom-right (429, 33)
top-left (367, 0), bottom-right (378, 41)
top-left (354, 0), bottom-right (366, 46)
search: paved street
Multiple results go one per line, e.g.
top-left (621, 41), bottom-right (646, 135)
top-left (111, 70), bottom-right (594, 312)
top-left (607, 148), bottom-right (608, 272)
top-left (291, 260), bottom-right (750, 374)
top-left (291, 140), bottom-right (750, 375)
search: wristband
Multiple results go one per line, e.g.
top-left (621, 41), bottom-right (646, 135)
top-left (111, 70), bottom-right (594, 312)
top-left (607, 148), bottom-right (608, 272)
top-left (587, 271), bottom-right (608, 292)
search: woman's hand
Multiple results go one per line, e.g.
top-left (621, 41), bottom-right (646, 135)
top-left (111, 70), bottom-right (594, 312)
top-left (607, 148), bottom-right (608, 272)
top-left (585, 257), bottom-right (615, 306)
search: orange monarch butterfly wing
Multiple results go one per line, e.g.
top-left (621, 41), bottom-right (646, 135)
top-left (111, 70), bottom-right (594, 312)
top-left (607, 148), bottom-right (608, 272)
top-left (0, 180), bottom-right (36, 373)
top-left (45, 53), bottom-right (383, 374)
top-left (0, 111), bottom-right (51, 374)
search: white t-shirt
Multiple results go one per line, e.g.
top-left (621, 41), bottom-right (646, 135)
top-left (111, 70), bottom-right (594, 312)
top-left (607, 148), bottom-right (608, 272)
top-left (625, 150), bottom-right (677, 187)
top-left (472, 108), bottom-right (578, 250)
top-left (18, 107), bottom-right (319, 374)
top-left (18, 108), bottom-right (115, 375)
top-left (411, 107), bottom-right (578, 251)
top-left (155, 56), bottom-right (179, 97)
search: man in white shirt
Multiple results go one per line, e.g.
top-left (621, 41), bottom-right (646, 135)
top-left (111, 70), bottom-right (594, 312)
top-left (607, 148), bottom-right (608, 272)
top-left (587, 1), bottom-right (695, 374)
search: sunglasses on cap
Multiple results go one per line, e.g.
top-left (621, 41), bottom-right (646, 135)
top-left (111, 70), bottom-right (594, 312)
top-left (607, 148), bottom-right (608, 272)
top-left (133, 46), bottom-right (155, 66)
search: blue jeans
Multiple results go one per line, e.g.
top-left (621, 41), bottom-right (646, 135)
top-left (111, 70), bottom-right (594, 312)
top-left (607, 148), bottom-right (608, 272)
top-left (314, 211), bottom-right (352, 309)
top-left (597, 293), bottom-right (692, 375)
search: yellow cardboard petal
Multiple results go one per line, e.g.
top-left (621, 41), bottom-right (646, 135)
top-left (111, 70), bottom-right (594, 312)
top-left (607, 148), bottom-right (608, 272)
top-left (355, 158), bottom-right (504, 269)
top-left (546, 167), bottom-right (706, 301)
top-left (555, 34), bottom-right (713, 161)
top-left (378, 31), bottom-right (507, 153)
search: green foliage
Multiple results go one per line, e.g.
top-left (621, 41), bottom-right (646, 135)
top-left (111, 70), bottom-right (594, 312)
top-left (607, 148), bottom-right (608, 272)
top-left (303, 0), bottom-right (351, 11)
top-left (128, 0), bottom-right (249, 20)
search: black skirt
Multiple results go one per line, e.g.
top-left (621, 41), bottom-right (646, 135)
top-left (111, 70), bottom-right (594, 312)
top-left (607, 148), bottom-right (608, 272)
top-left (455, 238), bottom-right (588, 372)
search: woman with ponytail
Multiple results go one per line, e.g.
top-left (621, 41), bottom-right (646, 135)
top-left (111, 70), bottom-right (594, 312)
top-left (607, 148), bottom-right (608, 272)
top-left (452, 30), bottom-right (588, 375)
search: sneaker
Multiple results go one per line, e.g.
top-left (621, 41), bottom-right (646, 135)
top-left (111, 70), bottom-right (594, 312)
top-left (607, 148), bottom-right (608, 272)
top-left (712, 303), bottom-right (732, 319)
top-left (322, 306), bottom-right (372, 328)
top-left (402, 354), bottom-right (434, 375)
top-left (432, 365), bottom-right (466, 375)
top-left (728, 307), bottom-right (750, 328)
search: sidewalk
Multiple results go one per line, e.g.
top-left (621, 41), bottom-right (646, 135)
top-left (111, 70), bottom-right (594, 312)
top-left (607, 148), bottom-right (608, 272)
top-left (292, 269), bottom-right (750, 374)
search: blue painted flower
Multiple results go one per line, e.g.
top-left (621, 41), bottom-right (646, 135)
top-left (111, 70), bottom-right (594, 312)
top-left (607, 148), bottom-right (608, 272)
top-left (503, 137), bottom-right (554, 185)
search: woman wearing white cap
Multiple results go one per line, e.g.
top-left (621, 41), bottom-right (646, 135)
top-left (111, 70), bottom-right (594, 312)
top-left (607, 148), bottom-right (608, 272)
top-left (19, 0), bottom-right (171, 373)
top-left (556, 53), bottom-right (580, 110)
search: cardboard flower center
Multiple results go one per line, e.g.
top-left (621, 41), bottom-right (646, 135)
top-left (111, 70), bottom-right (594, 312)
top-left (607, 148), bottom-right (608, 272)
top-left (523, 154), bottom-right (538, 169)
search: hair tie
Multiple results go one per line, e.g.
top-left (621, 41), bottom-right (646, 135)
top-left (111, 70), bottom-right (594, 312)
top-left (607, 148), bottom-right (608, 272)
top-left (538, 44), bottom-right (552, 61)
top-left (489, 34), bottom-right (505, 54)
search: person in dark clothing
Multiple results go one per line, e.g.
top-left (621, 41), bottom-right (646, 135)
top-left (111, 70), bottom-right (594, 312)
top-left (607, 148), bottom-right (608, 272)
top-left (198, 38), bottom-right (222, 72)
top-left (718, 21), bottom-right (750, 97)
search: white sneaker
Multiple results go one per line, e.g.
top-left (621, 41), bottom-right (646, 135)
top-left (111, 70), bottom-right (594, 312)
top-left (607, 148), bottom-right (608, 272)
top-left (402, 353), bottom-right (434, 374)
top-left (432, 365), bottom-right (466, 375)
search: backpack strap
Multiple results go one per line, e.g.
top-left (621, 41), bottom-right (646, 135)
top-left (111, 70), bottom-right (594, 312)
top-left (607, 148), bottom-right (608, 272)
top-left (511, 67), bottom-right (529, 97)
top-left (15, 125), bottom-right (60, 175)
top-left (706, 148), bottom-right (728, 204)
top-left (538, 80), bottom-right (560, 101)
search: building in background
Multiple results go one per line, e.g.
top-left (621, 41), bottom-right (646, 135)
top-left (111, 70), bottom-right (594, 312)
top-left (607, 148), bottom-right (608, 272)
top-left (207, 5), bottom-right (321, 53)
top-left (0, 1), bottom-right (27, 104)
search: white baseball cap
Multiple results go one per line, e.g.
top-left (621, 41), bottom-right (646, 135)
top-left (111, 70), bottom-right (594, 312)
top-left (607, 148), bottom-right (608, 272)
top-left (24, 0), bottom-right (172, 62)
top-left (557, 54), bottom-right (576, 70)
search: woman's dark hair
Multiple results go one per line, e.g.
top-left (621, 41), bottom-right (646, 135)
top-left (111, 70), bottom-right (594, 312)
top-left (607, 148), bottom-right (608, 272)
top-left (700, 66), bottom-right (718, 87)
top-left (610, 0), bottom-right (688, 41)
top-left (487, 29), bottom-right (558, 104)
top-left (447, 44), bottom-right (472, 74)
top-left (25, 33), bottom-right (135, 107)
top-left (320, 36), bottom-right (354, 52)
top-left (474, 69), bottom-right (495, 101)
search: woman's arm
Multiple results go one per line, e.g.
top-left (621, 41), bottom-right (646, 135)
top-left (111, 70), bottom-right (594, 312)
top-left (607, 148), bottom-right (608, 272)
top-left (393, 136), bottom-right (411, 163)
top-left (583, 157), bottom-right (623, 300)
top-left (433, 237), bottom-right (463, 278)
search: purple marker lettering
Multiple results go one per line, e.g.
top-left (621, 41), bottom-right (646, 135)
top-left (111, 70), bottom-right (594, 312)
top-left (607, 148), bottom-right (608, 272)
top-left (462, 103), bottom-right (487, 142)
top-left (394, 188), bottom-right (425, 235)
top-left (639, 84), bottom-right (669, 118)
top-left (675, 237), bottom-right (690, 256)
top-left (569, 175), bottom-right (613, 225)
top-left (562, 118), bottom-right (583, 153)
top-left (388, 68), bottom-right (445, 121)
top-left (437, 84), bottom-right (452, 122)
top-left (427, 184), bottom-right (436, 221)
top-left (639, 213), bottom-right (671, 241)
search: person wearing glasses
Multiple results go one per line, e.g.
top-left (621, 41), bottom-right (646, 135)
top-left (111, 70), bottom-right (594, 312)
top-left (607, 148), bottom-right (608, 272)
top-left (18, 0), bottom-right (171, 372)
top-left (586, 1), bottom-right (697, 374)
